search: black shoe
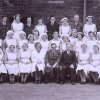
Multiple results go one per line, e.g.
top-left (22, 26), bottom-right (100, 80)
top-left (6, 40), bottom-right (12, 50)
top-left (60, 81), bottom-right (64, 85)
top-left (56, 80), bottom-right (60, 84)
top-left (44, 80), bottom-right (48, 84)
top-left (71, 81), bottom-right (75, 85)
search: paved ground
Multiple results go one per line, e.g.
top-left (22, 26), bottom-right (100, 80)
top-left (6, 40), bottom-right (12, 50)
top-left (0, 83), bottom-right (100, 100)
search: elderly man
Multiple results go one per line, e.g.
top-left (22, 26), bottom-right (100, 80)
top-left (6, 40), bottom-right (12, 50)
top-left (44, 43), bottom-right (61, 84)
top-left (60, 44), bottom-right (77, 85)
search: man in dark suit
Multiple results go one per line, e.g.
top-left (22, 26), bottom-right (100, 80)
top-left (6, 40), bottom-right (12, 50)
top-left (46, 16), bottom-right (59, 40)
top-left (60, 44), bottom-right (77, 85)
top-left (0, 16), bottom-right (10, 39)
top-left (44, 43), bottom-right (61, 84)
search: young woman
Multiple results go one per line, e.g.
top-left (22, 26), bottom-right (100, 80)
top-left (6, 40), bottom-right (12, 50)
top-left (89, 45), bottom-right (100, 84)
top-left (0, 48), bottom-right (7, 83)
top-left (40, 33), bottom-right (50, 52)
top-left (87, 31), bottom-right (97, 53)
top-left (59, 17), bottom-right (71, 37)
top-left (60, 35), bottom-right (70, 52)
top-left (5, 45), bottom-right (19, 84)
top-left (49, 31), bottom-right (61, 50)
top-left (11, 14), bottom-right (24, 40)
top-left (19, 43), bottom-right (31, 84)
top-left (32, 30), bottom-right (40, 43)
top-left (77, 43), bottom-right (91, 84)
top-left (4, 30), bottom-right (17, 49)
top-left (31, 42), bottom-right (45, 84)
top-left (28, 34), bottom-right (35, 52)
top-left (83, 16), bottom-right (97, 38)
top-left (34, 18), bottom-right (47, 37)
top-left (18, 31), bottom-right (28, 49)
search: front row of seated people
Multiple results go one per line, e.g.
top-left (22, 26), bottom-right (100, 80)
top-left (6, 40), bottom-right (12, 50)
top-left (0, 29), bottom-right (100, 85)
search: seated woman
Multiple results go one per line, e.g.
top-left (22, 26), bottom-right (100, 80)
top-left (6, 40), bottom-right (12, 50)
top-left (5, 45), bottom-right (19, 84)
top-left (60, 35), bottom-right (70, 52)
top-left (31, 42), bottom-right (46, 84)
top-left (4, 30), bottom-right (17, 50)
top-left (89, 45), bottom-right (100, 84)
top-left (34, 18), bottom-right (47, 37)
top-left (40, 33), bottom-right (50, 53)
top-left (0, 48), bottom-right (7, 83)
top-left (59, 17), bottom-right (71, 37)
top-left (28, 34), bottom-right (35, 52)
top-left (49, 31), bottom-right (61, 50)
top-left (77, 43), bottom-right (91, 84)
top-left (83, 16), bottom-right (97, 38)
top-left (18, 31), bottom-right (28, 49)
top-left (32, 30), bottom-right (40, 43)
top-left (19, 43), bottom-right (31, 84)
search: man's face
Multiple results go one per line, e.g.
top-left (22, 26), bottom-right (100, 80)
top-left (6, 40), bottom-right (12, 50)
top-left (51, 44), bottom-right (57, 51)
top-left (74, 15), bottom-right (79, 22)
top-left (2, 17), bottom-right (7, 22)
top-left (50, 17), bottom-right (55, 23)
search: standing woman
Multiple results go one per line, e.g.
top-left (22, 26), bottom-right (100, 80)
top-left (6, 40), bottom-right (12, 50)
top-left (31, 42), bottom-right (45, 84)
top-left (60, 35), bottom-right (70, 52)
top-left (28, 34), bottom-right (35, 52)
top-left (11, 14), bottom-right (24, 40)
top-left (0, 48), bottom-right (7, 83)
top-left (89, 45), bottom-right (100, 84)
top-left (34, 18), bottom-right (47, 37)
top-left (19, 43), bottom-right (31, 84)
top-left (83, 16), bottom-right (97, 38)
top-left (77, 43), bottom-right (91, 84)
top-left (59, 17), bottom-right (71, 37)
top-left (5, 45), bottom-right (19, 84)
top-left (18, 31), bottom-right (28, 49)
top-left (49, 31), bottom-right (61, 50)
top-left (40, 33), bottom-right (50, 52)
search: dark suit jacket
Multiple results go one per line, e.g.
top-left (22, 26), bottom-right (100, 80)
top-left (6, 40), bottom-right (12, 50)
top-left (46, 22), bottom-right (59, 40)
top-left (45, 49), bottom-right (61, 66)
top-left (60, 50), bottom-right (77, 69)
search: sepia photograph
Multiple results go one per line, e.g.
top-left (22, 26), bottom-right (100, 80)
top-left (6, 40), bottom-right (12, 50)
top-left (0, 0), bottom-right (100, 100)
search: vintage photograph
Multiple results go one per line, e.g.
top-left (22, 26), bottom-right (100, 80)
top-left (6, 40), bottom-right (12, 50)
top-left (0, 0), bottom-right (100, 100)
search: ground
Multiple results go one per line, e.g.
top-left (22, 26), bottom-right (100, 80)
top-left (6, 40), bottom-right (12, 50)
top-left (0, 83), bottom-right (100, 100)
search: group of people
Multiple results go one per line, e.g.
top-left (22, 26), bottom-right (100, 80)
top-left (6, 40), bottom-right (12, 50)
top-left (0, 14), bottom-right (100, 85)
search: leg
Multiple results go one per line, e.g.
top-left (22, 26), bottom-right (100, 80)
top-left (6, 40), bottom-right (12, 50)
top-left (24, 73), bottom-right (28, 84)
top-left (20, 73), bottom-right (24, 84)
top-left (60, 68), bottom-right (65, 85)
top-left (38, 70), bottom-right (42, 84)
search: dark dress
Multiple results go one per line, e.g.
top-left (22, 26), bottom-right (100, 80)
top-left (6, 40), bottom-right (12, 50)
top-left (0, 22), bottom-right (10, 39)
top-left (46, 22), bottom-right (59, 40)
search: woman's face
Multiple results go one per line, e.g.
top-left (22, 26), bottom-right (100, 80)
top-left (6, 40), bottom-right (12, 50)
top-left (29, 36), bottom-right (34, 42)
top-left (62, 20), bottom-right (68, 25)
top-left (62, 36), bottom-right (69, 42)
top-left (88, 32), bottom-right (94, 39)
top-left (36, 44), bottom-right (42, 51)
top-left (93, 45), bottom-right (99, 53)
top-left (8, 33), bottom-right (13, 39)
top-left (27, 17), bottom-right (32, 23)
top-left (71, 30), bottom-right (77, 37)
top-left (87, 18), bottom-right (92, 24)
top-left (41, 35), bottom-right (47, 41)
top-left (34, 31), bottom-right (39, 37)
top-left (53, 33), bottom-right (59, 39)
top-left (9, 46), bottom-right (15, 52)
top-left (15, 16), bottom-right (20, 23)
top-left (20, 34), bottom-right (26, 39)
top-left (81, 44), bottom-right (87, 51)
top-left (22, 44), bottom-right (28, 51)
top-left (38, 19), bottom-right (43, 25)
top-left (77, 34), bottom-right (82, 40)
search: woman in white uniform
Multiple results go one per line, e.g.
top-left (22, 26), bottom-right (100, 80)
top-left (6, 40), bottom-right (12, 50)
top-left (18, 31), bottom-right (28, 49)
top-left (83, 16), bottom-right (97, 38)
top-left (32, 30), bottom-right (40, 43)
top-left (19, 43), bottom-right (31, 84)
top-left (31, 42), bottom-right (45, 84)
top-left (4, 30), bottom-right (17, 50)
top-left (77, 43), bottom-right (91, 84)
top-left (49, 31), bottom-right (61, 50)
top-left (11, 14), bottom-right (24, 40)
top-left (89, 45), bottom-right (100, 84)
top-left (59, 17), bottom-right (71, 37)
top-left (87, 31), bottom-right (97, 53)
top-left (34, 18), bottom-right (47, 37)
top-left (60, 35), bottom-right (70, 52)
top-left (5, 45), bottom-right (19, 84)
top-left (40, 33), bottom-right (50, 53)
top-left (0, 48), bottom-right (7, 83)
top-left (28, 34), bottom-right (35, 52)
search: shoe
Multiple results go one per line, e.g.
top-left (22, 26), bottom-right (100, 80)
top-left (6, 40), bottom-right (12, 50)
top-left (71, 81), bottom-right (75, 85)
top-left (56, 80), bottom-right (60, 84)
top-left (60, 81), bottom-right (64, 85)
